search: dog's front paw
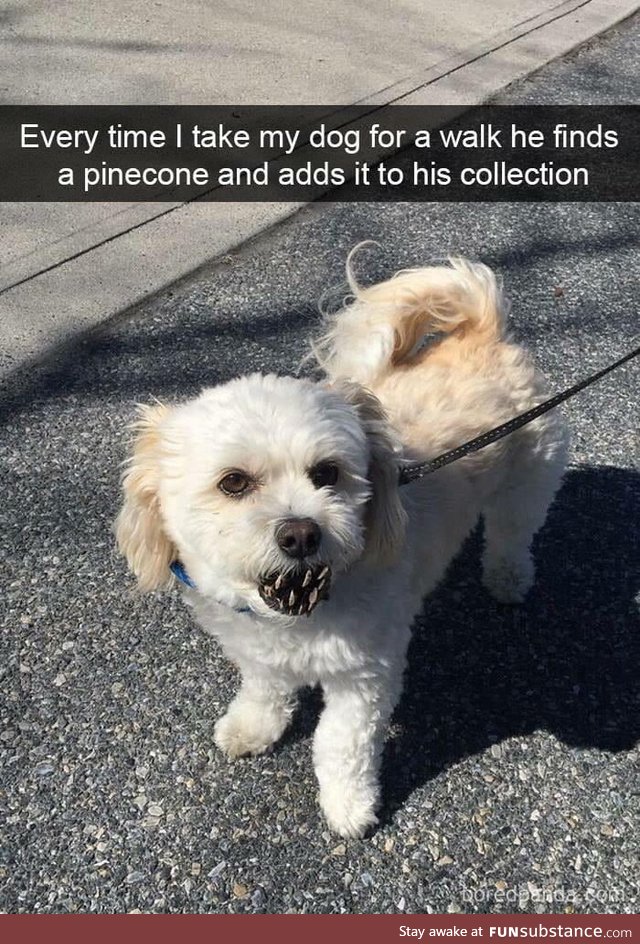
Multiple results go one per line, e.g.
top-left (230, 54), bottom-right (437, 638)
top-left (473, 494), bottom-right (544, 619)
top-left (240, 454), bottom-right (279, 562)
top-left (319, 782), bottom-right (379, 838)
top-left (214, 700), bottom-right (289, 760)
top-left (482, 554), bottom-right (534, 604)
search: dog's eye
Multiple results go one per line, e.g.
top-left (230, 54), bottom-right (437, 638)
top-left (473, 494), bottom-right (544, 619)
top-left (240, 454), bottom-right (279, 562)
top-left (218, 471), bottom-right (253, 496)
top-left (309, 461), bottom-right (339, 489)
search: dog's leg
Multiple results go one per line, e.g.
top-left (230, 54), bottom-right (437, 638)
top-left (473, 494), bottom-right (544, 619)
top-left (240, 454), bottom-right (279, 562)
top-left (214, 671), bottom-right (297, 759)
top-left (482, 449), bottom-right (566, 603)
top-left (313, 666), bottom-right (404, 838)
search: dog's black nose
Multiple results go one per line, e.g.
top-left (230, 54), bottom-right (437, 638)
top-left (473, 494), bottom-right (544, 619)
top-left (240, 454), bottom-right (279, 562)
top-left (276, 518), bottom-right (321, 559)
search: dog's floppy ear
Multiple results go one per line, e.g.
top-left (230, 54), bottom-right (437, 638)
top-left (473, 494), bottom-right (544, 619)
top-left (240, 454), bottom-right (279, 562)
top-left (338, 382), bottom-right (407, 565)
top-left (115, 402), bottom-right (176, 591)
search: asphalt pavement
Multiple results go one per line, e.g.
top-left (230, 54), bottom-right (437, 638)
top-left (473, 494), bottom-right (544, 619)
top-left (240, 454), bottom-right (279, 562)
top-left (1, 15), bottom-right (639, 915)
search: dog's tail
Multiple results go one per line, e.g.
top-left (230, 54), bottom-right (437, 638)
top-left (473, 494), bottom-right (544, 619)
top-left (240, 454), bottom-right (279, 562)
top-left (313, 250), bottom-right (507, 385)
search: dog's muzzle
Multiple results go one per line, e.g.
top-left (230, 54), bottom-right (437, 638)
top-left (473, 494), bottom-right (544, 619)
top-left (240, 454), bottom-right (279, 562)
top-left (258, 563), bottom-right (331, 617)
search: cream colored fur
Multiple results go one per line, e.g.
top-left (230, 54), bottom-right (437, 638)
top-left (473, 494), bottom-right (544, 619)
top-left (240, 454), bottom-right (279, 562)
top-left (115, 253), bottom-right (568, 837)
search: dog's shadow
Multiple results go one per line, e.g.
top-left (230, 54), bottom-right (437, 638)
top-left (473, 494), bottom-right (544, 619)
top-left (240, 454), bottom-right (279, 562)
top-left (286, 465), bottom-right (639, 819)
top-left (379, 463), bottom-right (639, 819)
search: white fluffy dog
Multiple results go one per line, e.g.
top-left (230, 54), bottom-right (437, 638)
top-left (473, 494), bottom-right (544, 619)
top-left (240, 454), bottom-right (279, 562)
top-left (116, 255), bottom-right (568, 837)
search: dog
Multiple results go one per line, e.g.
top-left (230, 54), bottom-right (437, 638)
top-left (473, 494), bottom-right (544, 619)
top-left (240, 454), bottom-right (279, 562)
top-left (115, 254), bottom-right (569, 837)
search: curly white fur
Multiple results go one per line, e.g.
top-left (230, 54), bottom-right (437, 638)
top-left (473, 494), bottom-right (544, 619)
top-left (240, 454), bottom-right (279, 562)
top-left (115, 254), bottom-right (568, 837)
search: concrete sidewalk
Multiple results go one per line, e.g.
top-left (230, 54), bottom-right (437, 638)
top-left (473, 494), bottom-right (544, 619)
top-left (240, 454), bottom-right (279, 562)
top-left (0, 0), bottom-right (637, 375)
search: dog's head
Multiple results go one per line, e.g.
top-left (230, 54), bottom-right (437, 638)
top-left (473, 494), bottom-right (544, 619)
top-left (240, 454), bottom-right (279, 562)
top-left (115, 374), bottom-right (406, 618)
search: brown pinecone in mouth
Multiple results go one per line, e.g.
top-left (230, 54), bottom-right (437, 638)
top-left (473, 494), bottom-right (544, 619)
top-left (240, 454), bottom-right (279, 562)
top-left (258, 563), bottom-right (331, 616)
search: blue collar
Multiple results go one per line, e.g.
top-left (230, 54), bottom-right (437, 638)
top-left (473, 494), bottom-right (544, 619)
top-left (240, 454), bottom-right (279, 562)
top-left (170, 560), bottom-right (196, 589)
top-left (169, 561), bottom-right (251, 614)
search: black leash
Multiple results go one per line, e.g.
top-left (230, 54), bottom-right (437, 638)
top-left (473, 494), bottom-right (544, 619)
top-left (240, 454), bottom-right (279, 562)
top-left (398, 343), bottom-right (639, 486)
